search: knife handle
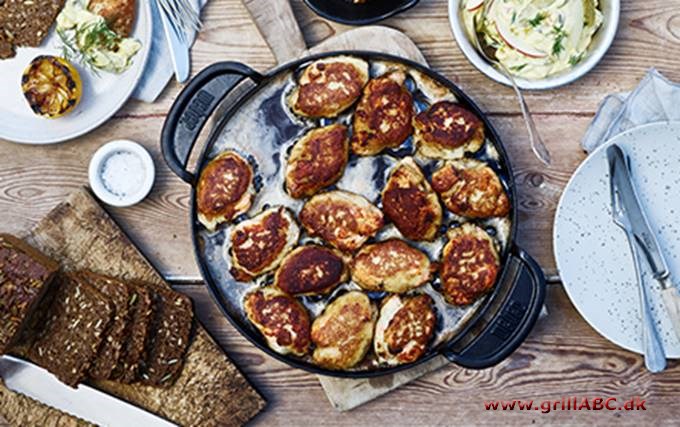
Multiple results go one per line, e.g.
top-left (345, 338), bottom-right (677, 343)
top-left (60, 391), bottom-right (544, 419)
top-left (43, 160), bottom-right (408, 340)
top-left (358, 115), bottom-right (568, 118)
top-left (628, 234), bottom-right (667, 372)
top-left (661, 287), bottom-right (680, 341)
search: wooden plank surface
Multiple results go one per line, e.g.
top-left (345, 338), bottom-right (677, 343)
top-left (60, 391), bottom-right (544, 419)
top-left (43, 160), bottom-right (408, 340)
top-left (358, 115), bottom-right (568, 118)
top-left (3, 0), bottom-right (678, 279)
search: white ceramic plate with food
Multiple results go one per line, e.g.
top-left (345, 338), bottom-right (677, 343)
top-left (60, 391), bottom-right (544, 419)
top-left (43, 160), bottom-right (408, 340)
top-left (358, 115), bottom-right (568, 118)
top-left (0, 1), bottom-right (152, 144)
top-left (554, 121), bottom-right (680, 358)
top-left (449, 0), bottom-right (620, 90)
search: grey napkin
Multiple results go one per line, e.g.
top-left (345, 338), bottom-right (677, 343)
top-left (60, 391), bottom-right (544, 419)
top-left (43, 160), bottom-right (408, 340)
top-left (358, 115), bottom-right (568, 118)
top-left (581, 69), bottom-right (680, 153)
top-left (132, 0), bottom-right (208, 103)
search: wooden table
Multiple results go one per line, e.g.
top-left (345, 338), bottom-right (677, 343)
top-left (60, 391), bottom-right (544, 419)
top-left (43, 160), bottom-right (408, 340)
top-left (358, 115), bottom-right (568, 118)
top-left (2, 0), bottom-right (680, 424)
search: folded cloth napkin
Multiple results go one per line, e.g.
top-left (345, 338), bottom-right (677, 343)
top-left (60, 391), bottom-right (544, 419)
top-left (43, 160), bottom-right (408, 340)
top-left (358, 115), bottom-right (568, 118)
top-left (132, 0), bottom-right (209, 103)
top-left (582, 69), bottom-right (680, 153)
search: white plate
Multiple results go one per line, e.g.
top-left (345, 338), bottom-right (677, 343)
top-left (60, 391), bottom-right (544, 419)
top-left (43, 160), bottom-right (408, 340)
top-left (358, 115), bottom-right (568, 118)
top-left (448, 0), bottom-right (620, 90)
top-left (0, 2), bottom-right (152, 144)
top-left (554, 121), bottom-right (680, 358)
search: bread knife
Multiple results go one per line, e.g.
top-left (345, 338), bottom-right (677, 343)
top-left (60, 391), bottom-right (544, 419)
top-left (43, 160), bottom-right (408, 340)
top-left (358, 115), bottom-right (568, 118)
top-left (0, 356), bottom-right (177, 427)
top-left (607, 144), bottom-right (680, 341)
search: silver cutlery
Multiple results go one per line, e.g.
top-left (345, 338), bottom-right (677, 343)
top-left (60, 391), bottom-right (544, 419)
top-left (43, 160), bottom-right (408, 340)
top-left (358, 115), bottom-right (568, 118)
top-left (0, 355), bottom-right (177, 426)
top-left (468, 4), bottom-right (551, 166)
top-left (607, 144), bottom-right (666, 372)
top-left (156, 0), bottom-right (202, 83)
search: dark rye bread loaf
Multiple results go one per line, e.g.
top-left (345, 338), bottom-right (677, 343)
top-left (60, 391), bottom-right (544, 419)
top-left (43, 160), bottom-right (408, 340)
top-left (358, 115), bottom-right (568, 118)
top-left (0, 234), bottom-right (59, 354)
top-left (0, 0), bottom-right (65, 59)
top-left (112, 281), bottom-right (154, 383)
top-left (141, 283), bottom-right (194, 387)
top-left (81, 272), bottom-right (132, 381)
top-left (29, 273), bottom-right (114, 387)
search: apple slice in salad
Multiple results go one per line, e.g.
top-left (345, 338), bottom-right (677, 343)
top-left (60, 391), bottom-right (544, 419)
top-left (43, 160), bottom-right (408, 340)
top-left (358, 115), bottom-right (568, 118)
top-left (489, 1), bottom-right (548, 59)
top-left (466, 0), bottom-right (484, 12)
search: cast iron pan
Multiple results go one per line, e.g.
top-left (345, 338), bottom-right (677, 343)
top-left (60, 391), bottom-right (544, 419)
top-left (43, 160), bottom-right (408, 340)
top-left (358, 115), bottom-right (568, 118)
top-left (304, 0), bottom-right (420, 25)
top-left (161, 51), bottom-right (546, 378)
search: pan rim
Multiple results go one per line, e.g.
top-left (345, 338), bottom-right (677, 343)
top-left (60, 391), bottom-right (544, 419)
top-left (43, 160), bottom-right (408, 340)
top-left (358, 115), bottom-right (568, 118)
top-left (188, 50), bottom-right (519, 378)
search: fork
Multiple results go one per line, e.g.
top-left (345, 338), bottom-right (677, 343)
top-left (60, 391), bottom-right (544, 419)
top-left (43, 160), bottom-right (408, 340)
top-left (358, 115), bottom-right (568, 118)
top-left (157, 0), bottom-right (202, 44)
top-left (468, 5), bottom-right (552, 166)
top-left (609, 150), bottom-right (667, 373)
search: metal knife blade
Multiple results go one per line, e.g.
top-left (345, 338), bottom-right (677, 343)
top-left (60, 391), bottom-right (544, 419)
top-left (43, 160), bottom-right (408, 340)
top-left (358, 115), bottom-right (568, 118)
top-left (608, 144), bottom-right (680, 342)
top-left (157, 0), bottom-right (191, 83)
top-left (0, 356), bottom-right (177, 427)
top-left (607, 144), bottom-right (669, 280)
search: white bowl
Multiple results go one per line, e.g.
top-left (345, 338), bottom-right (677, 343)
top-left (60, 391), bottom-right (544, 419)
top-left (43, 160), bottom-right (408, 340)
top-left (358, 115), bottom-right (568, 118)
top-left (448, 0), bottom-right (621, 90)
top-left (88, 140), bottom-right (155, 207)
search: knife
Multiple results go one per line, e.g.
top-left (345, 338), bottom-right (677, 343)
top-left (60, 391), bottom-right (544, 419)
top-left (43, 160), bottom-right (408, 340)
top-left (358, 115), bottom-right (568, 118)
top-left (0, 356), bottom-right (177, 427)
top-left (607, 144), bottom-right (680, 342)
top-left (156, 0), bottom-right (191, 83)
top-left (608, 144), bottom-right (666, 372)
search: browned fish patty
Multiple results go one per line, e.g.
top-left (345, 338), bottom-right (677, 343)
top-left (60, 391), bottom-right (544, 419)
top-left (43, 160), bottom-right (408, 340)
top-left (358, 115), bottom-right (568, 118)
top-left (88, 0), bottom-right (136, 37)
top-left (381, 157), bottom-right (442, 241)
top-left (311, 291), bottom-right (376, 370)
top-left (350, 239), bottom-right (432, 293)
top-left (414, 101), bottom-right (485, 159)
top-left (244, 287), bottom-right (311, 356)
top-left (230, 207), bottom-right (300, 281)
top-left (374, 294), bottom-right (436, 365)
top-left (0, 0), bottom-right (65, 59)
top-left (440, 224), bottom-right (500, 306)
top-left (431, 159), bottom-right (510, 219)
top-left (274, 245), bottom-right (347, 296)
top-left (351, 70), bottom-right (414, 156)
top-left (289, 56), bottom-right (369, 118)
top-left (285, 124), bottom-right (349, 199)
top-left (196, 151), bottom-right (254, 231)
top-left (299, 190), bottom-right (383, 252)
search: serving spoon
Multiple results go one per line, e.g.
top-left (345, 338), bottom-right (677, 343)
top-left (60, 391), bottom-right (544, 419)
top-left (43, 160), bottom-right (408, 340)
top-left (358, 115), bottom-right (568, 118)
top-left (468, 4), bottom-right (552, 166)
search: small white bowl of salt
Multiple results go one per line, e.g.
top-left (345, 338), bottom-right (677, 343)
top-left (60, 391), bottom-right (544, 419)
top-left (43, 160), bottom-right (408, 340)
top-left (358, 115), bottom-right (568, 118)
top-left (89, 140), bottom-right (155, 207)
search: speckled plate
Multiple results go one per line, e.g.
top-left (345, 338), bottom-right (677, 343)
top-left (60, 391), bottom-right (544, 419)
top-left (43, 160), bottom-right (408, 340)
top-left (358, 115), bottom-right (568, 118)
top-left (555, 121), bottom-right (680, 358)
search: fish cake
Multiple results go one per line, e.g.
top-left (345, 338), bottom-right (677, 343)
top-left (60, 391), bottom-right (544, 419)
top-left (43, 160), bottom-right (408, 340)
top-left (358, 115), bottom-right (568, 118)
top-left (197, 151), bottom-right (254, 231)
top-left (374, 294), bottom-right (436, 365)
top-left (230, 207), bottom-right (300, 281)
top-left (88, 0), bottom-right (136, 37)
top-left (288, 56), bottom-right (369, 118)
top-left (299, 190), bottom-right (383, 252)
top-left (285, 124), bottom-right (349, 199)
top-left (431, 159), bottom-right (510, 219)
top-left (351, 70), bottom-right (414, 156)
top-left (311, 291), bottom-right (376, 370)
top-left (414, 101), bottom-right (484, 159)
top-left (274, 245), bottom-right (348, 296)
top-left (244, 287), bottom-right (311, 356)
top-left (381, 157), bottom-right (442, 241)
top-left (440, 223), bottom-right (500, 306)
top-left (350, 239), bottom-right (432, 293)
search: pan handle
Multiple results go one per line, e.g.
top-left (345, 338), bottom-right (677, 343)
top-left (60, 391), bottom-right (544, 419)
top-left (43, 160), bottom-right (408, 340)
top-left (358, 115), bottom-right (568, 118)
top-left (161, 62), bottom-right (264, 183)
top-left (443, 246), bottom-right (546, 369)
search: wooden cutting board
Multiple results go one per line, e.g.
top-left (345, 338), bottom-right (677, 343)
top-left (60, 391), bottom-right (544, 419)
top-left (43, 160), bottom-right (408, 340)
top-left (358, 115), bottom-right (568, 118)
top-left (0, 188), bottom-right (266, 426)
top-left (241, 0), bottom-right (442, 412)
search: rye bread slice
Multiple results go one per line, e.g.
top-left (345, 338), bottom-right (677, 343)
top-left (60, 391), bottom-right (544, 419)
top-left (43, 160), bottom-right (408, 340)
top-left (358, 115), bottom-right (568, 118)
top-left (140, 284), bottom-right (194, 387)
top-left (0, 0), bottom-right (65, 58)
top-left (81, 272), bottom-right (131, 381)
top-left (111, 281), bottom-right (154, 383)
top-left (0, 234), bottom-right (59, 354)
top-left (28, 273), bottom-right (114, 387)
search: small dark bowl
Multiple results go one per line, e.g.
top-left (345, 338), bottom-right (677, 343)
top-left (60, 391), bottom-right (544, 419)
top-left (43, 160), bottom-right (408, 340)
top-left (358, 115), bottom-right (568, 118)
top-left (304, 0), bottom-right (420, 26)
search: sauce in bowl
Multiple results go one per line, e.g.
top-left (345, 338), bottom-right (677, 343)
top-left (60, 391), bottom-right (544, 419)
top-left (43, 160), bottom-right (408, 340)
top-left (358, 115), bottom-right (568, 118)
top-left (462, 0), bottom-right (603, 80)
